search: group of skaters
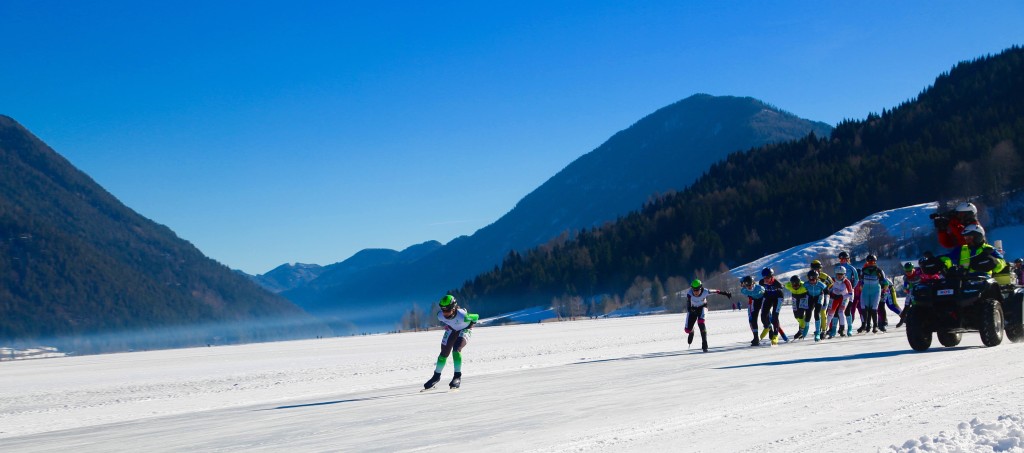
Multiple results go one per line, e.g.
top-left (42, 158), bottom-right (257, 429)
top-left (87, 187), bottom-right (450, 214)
top-left (683, 201), bottom-right (1016, 350)
top-left (737, 252), bottom-right (905, 347)
top-left (421, 201), bottom-right (1016, 387)
top-left (676, 250), bottom-right (916, 349)
top-left (670, 251), bottom-right (907, 350)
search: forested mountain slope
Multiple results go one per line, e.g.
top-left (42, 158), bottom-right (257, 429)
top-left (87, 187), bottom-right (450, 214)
top-left (0, 116), bottom-right (329, 353)
top-left (456, 46), bottom-right (1024, 316)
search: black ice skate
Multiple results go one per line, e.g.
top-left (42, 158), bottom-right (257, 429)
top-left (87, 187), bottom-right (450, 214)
top-left (449, 372), bottom-right (462, 390)
top-left (422, 372), bottom-right (441, 391)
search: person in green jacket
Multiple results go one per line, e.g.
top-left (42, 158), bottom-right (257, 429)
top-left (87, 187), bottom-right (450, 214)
top-left (939, 224), bottom-right (1007, 276)
top-left (423, 295), bottom-right (479, 390)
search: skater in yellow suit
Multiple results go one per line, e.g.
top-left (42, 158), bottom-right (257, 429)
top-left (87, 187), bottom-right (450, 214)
top-left (785, 275), bottom-right (809, 339)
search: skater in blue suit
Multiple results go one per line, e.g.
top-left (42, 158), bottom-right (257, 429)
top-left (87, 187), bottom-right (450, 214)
top-left (803, 270), bottom-right (829, 341)
top-left (857, 254), bottom-right (886, 334)
top-left (740, 275), bottom-right (768, 346)
top-left (759, 267), bottom-right (789, 345)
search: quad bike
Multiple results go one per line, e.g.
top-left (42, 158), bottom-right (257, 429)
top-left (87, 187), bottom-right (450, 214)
top-left (905, 265), bottom-right (1024, 352)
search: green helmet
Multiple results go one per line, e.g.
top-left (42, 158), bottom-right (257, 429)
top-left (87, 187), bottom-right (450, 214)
top-left (691, 279), bottom-right (702, 289)
top-left (439, 294), bottom-right (457, 308)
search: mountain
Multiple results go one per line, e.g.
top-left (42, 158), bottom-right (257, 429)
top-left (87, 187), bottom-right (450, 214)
top-left (286, 95), bottom-right (831, 326)
top-left (412, 95), bottom-right (832, 283)
top-left (246, 263), bottom-right (325, 293)
top-left (454, 46), bottom-right (1024, 316)
top-left (251, 241), bottom-right (443, 295)
top-left (304, 240), bottom-right (442, 290)
top-left (0, 116), bottom-right (331, 353)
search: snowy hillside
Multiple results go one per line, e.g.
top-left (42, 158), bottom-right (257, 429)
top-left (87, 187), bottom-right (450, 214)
top-left (729, 202), bottom-right (937, 281)
top-left (732, 200), bottom-right (1024, 282)
top-left (1, 311), bottom-right (1022, 452)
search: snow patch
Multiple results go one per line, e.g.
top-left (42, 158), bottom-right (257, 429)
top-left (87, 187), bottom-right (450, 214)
top-left (890, 415), bottom-right (1024, 452)
top-left (0, 346), bottom-right (66, 360)
top-left (479, 306), bottom-right (557, 324)
top-left (598, 307), bottom-right (667, 318)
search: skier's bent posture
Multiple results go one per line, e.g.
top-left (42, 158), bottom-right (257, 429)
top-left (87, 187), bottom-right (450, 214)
top-left (877, 277), bottom-right (901, 331)
top-left (802, 270), bottom-right (829, 341)
top-left (897, 262), bottom-right (922, 328)
top-left (836, 251), bottom-right (860, 337)
top-left (825, 267), bottom-right (854, 338)
top-left (858, 254), bottom-right (886, 334)
top-left (759, 267), bottom-right (788, 345)
top-left (740, 275), bottom-right (768, 346)
top-left (424, 295), bottom-right (479, 390)
top-left (785, 275), bottom-right (809, 339)
top-left (683, 279), bottom-right (731, 352)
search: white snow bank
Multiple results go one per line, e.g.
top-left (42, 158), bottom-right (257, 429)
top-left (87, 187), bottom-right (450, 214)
top-left (891, 414), bottom-right (1024, 453)
top-left (479, 305), bottom-right (557, 324)
top-left (0, 347), bottom-right (66, 361)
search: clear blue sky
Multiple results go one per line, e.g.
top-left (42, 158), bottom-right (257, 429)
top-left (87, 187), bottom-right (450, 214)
top-left (1, 2), bottom-right (1022, 274)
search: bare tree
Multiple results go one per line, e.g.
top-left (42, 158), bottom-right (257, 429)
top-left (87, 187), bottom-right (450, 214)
top-left (864, 221), bottom-right (897, 259)
top-left (600, 294), bottom-right (623, 314)
top-left (949, 161), bottom-right (980, 200)
top-left (552, 294), bottom-right (587, 320)
top-left (552, 295), bottom-right (567, 320)
top-left (624, 276), bottom-right (653, 309)
top-left (664, 276), bottom-right (687, 313)
top-left (982, 140), bottom-right (1021, 204)
top-left (814, 250), bottom-right (835, 269)
top-left (569, 295), bottom-right (585, 319)
top-left (400, 303), bottom-right (431, 331)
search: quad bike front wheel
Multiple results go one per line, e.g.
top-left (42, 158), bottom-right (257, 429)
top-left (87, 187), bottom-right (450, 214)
top-left (906, 307), bottom-right (932, 352)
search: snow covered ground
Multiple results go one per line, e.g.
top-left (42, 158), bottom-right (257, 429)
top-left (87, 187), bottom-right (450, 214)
top-left (2, 310), bottom-right (1022, 452)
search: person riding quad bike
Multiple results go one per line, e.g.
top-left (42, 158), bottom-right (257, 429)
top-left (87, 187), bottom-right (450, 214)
top-left (905, 225), bottom-right (1024, 350)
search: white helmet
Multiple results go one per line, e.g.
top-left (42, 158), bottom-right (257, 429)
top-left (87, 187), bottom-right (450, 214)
top-left (955, 202), bottom-right (978, 215)
top-left (962, 223), bottom-right (985, 237)
top-left (834, 266), bottom-right (846, 275)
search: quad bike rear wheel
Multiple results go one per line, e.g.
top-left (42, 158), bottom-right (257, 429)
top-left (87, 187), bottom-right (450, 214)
top-left (937, 331), bottom-right (962, 347)
top-left (980, 298), bottom-right (1004, 347)
top-left (1007, 323), bottom-right (1024, 343)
